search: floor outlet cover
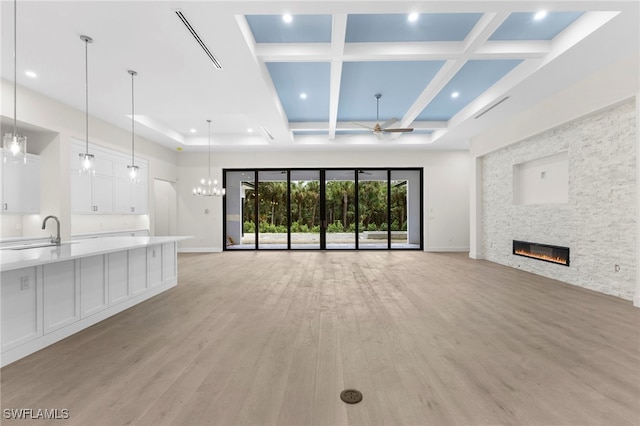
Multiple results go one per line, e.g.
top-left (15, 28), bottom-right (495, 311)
top-left (340, 389), bottom-right (363, 404)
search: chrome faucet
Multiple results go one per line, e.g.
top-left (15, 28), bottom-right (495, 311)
top-left (42, 215), bottom-right (61, 245)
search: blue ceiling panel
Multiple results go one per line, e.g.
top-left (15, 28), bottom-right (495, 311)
top-left (418, 59), bottom-right (523, 121)
top-left (489, 12), bottom-right (584, 40)
top-left (338, 61), bottom-right (446, 122)
top-left (246, 15), bottom-right (332, 43)
top-left (266, 62), bottom-right (331, 122)
top-left (346, 13), bottom-right (483, 42)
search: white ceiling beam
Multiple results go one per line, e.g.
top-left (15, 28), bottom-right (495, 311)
top-left (328, 14), bottom-right (348, 140)
top-left (256, 40), bottom-right (549, 62)
top-left (343, 42), bottom-right (463, 59)
top-left (473, 41), bottom-right (551, 59)
top-left (395, 12), bottom-right (510, 134)
top-left (254, 43), bottom-right (332, 61)
top-left (289, 121), bottom-right (448, 131)
top-left (235, 15), bottom-right (293, 144)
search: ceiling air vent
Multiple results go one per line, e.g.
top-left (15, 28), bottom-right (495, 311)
top-left (175, 9), bottom-right (223, 70)
top-left (474, 96), bottom-right (510, 119)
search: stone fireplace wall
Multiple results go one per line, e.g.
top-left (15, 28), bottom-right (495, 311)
top-left (481, 99), bottom-right (637, 300)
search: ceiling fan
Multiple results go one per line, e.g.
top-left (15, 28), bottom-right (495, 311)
top-left (353, 94), bottom-right (413, 140)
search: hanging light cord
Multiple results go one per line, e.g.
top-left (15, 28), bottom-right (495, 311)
top-left (12, 0), bottom-right (17, 138)
top-left (130, 71), bottom-right (136, 167)
top-left (84, 37), bottom-right (89, 155)
top-left (207, 119), bottom-right (212, 179)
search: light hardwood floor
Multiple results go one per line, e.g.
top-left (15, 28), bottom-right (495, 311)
top-left (1, 251), bottom-right (639, 426)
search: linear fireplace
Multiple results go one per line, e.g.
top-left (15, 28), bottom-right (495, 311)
top-left (513, 240), bottom-right (570, 266)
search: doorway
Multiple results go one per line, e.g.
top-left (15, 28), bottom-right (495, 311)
top-left (154, 179), bottom-right (177, 236)
top-left (223, 168), bottom-right (422, 250)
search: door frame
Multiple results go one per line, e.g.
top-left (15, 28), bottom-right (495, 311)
top-left (223, 167), bottom-right (423, 251)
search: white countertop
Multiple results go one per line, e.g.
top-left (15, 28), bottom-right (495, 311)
top-left (0, 236), bottom-right (191, 272)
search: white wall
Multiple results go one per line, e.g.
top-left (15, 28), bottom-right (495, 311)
top-left (176, 150), bottom-right (470, 252)
top-left (0, 79), bottom-right (178, 241)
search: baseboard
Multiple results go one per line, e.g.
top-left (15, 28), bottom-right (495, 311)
top-left (469, 251), bottom-right (485, 260)
top-left (178, 247), bottom-right (223, 253)
top-left (424, 246), bottom-right (470, 252)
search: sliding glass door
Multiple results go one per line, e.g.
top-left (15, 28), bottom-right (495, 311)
top-left (290, 170), bottom-right (321, 249)
top-left (325, 170), bottom-right (356, 249)
top-left (224, 168), bottom-right (422, 250)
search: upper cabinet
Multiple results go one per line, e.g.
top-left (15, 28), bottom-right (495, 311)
top-left (0, 152), bottom-right (40, 214)
top-left (70, 140), bottom-right (148, 215)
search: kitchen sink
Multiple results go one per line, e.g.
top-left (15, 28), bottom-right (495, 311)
top-left (2, 242), bottom-right (79, 250)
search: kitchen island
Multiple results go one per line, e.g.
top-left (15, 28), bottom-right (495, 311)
top-left (1, 236), bottom-right (189, 367)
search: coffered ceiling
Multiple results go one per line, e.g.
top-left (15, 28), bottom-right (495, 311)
top-left (0, 1), bottom-right (637, 152)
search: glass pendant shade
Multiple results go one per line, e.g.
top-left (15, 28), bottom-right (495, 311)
top-left (78, 152), bottom-right (95, 175)
top-left (3, 133), bottom-right (27, 164)
top-left (128, 165), bottom-right (139, 183)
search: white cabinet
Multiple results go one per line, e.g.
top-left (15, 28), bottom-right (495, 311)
top-left (129, 247), bottom-right (147, 295)
top-left (71, 173), bottom-right (114, 213)
top-left (80, 255), bottom-right (107, 318)
top-left (1, 153), bottom-right (40, 214)
top-left (43, 260), bottom-right (79, 334)
top-left (1, 267), bottom-right (42, 351)
top-left (108, 251), bottom-right (129, 305)
top-left (1, 239), bottom-right (181, 367)
top-left (162, 242), bottom-right (176, 281)
top-left (147, 245), bottom-right (163, 287)
top-left (71, 140), bottom-right (147, 215)
top-left (113, 160), bottom-right (148, 214)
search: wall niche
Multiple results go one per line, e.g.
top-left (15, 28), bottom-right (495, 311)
top-left (512, 151), bottom-right (568, 205)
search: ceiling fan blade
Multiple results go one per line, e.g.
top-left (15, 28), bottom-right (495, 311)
top-left (381, 118), bottom-right (399, 129)
top-left (375, 132), bottom-right (384, 141)
top-left (383, 128), bottom-right (414, 133)
top-left (352, 122), bottom-right (375, 131)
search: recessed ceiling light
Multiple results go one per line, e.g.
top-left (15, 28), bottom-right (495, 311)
top-left (534, 10), bottom-right (547, 21)
top-left (451, 91), bottom-right (460, 99)
top-left (408, 13), bottom-right (419, 22)
top-left (248, 128), bottom-right (253, 133)
top-left (300, 93), bottom-right (307, 100)
top-left (25, 70), bottom-right (37, 78)
top-left (190, 128), bottom-right (197, 133)
top-left (283, 14), bottom-right (293, 23)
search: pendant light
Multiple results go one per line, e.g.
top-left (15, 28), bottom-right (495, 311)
top-left (192, 120), bottom-right (225, 197)
top-left (127, 70), bottom-right (139, 183)
top-left (78, 35), bottom-right (95, 175)
top-left (3, 0), bottom-right (27, 164)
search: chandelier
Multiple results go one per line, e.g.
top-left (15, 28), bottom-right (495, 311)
top-left (193, 120), bottom-right (224, 197)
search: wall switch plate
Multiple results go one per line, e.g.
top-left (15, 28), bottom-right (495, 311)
top-left (20, 276), bottom-right (30, 291)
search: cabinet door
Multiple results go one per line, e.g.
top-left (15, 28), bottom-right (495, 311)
top-left (71, 172), bottom-right (93, 213)
top-left (92, 175), bottom-right (114, 213)
top-left (108, 251), bottom-right (129, 305)
top-left (162, 242), bottom-right (176, 280)
top-left (80, 255), bottom-right (107, 318)
top-left (1, 156), bottom-right (40, 213)
top-left (147, 245), bottom-right (163, 287)
top-left (44, 260), bottom-right (79, 334)
top-left (114, 178), bottom-right (132, 214)
top-left (1, 267), bottom-right (41, 351)
top-left (130, 248), bottom-right (147, 295)
top-left (131, 176), bottom-right (148, 214)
